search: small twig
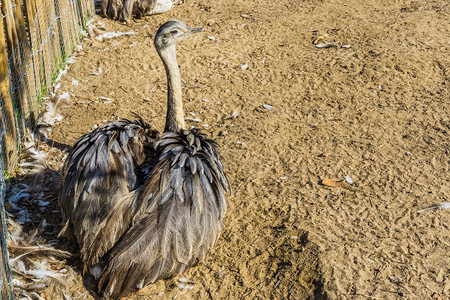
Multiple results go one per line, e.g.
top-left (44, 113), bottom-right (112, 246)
top-left (206, 288), bottom-right (214, 300)
top-left (378, 288), bottom-right (405, 294)
top-left (352, 293), bottom-right (383, 300)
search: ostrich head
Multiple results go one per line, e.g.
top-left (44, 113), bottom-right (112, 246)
top-left (154, 19), bottom-right (203, 52)
top-left (153, 19), bottom-right (203, 133)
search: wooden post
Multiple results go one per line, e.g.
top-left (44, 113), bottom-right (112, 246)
top-left (25, 0), bottom-right (50, 100)
top-left (36, 0), bottom-right (52, 95)
top-left (54, 0), bottom-right (70, 58)
top-left (0, 6), bottom-right (19, 171)
top-left (24, 0), bottom-right (42, 104)
top-left (68, 0), bottom-right (80, 50)
top-left (49, 0), bottom-right (63, 73)
top-left (41, 0), bottom-right (62, 85)
top-left (12, 0), bottom-right (36, 129)
top-left (78, 0), bottom-right (92, 24)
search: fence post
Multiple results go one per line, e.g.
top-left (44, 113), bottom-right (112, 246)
top-left (0, 4), bottom-right (19, 171)
top-left (0, 142), bottom-right (13, 298)
top-left (0, 6), bottom-right (16, 297)
top-left (2, 0), bottom-right (36, 139)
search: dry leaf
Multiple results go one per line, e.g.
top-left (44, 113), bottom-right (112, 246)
top-left (431, 292), bottom-right (442, 300)
top-left (320, 151), bottom-right (332, 157)
top-left (322, 178), bottom-right (344, 187)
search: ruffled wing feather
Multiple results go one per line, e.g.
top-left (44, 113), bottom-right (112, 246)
top-left (95, 129), bottom-right (228, 299)
top-left (58, 118), bottom-right (158, 268)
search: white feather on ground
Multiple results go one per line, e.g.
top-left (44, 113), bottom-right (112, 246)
top-left (96, 30), bottom-right (137, 42)
top-left (6, 130), bottom-right (84, 298)
top-left (38, 92), bottom-right (71, 139)
top-left (4, 48), bottom-right (86, 298)
top-left (418, 202), bottom-right (450, 213)
top-left (43, 93), bottom-right (70, 121)
top-left (7, 218), bottom-right (76, 294)
top-left (86, 24), bottom-right (104, 38)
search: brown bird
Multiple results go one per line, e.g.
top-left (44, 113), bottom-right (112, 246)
top-left (58, 20), bottom-right (228, 299)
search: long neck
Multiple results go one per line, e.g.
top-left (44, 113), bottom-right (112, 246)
top-left (159, 45), bottom-right (185, 133)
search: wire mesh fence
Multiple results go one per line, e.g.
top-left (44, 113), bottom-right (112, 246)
top-left (1, 141), bottom-right (13, 299)
top-left (0, 0), bottom-right (94, 296)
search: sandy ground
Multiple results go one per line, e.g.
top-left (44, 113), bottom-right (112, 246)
top-left (9, 0), bottom-right (449, 299)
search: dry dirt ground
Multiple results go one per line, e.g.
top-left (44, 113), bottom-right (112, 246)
top-left (12, 0), bottom-right (450, 299)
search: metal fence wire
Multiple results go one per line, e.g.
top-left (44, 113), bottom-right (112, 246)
top-left (1, 146), bottom-right (13, 299)
top-left (0, 0), bottom-right (94, 296)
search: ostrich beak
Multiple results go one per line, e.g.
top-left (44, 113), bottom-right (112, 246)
top-left (177, 26), bottom-right (203, 42)
top-left (187, 27), bottom-right (203, 34)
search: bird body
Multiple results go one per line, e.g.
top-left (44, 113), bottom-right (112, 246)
top-left (58, 20), bottom-right (228, 299)
top-left (58, 118), bottom-right (158, 265)
top-left (101, 0), bottom-right (185, 24)
top-left (91, 130), bottom-right (227, 298)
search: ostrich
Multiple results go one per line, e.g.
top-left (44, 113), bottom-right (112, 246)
top-left (101, 0), bottom-right (186, 24)
top-left (58, 20), bottom-right (228, 299)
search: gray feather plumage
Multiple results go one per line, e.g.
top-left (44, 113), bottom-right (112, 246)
top-left (95, 129), bottom-right (228, 299)
top-left (59, 126), bottom-right (228, 299)
top-left (58, 118), bottom-right (157, 268)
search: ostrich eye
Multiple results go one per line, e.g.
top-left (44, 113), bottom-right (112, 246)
top-left (170, 30), bottom-right (179, 36)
